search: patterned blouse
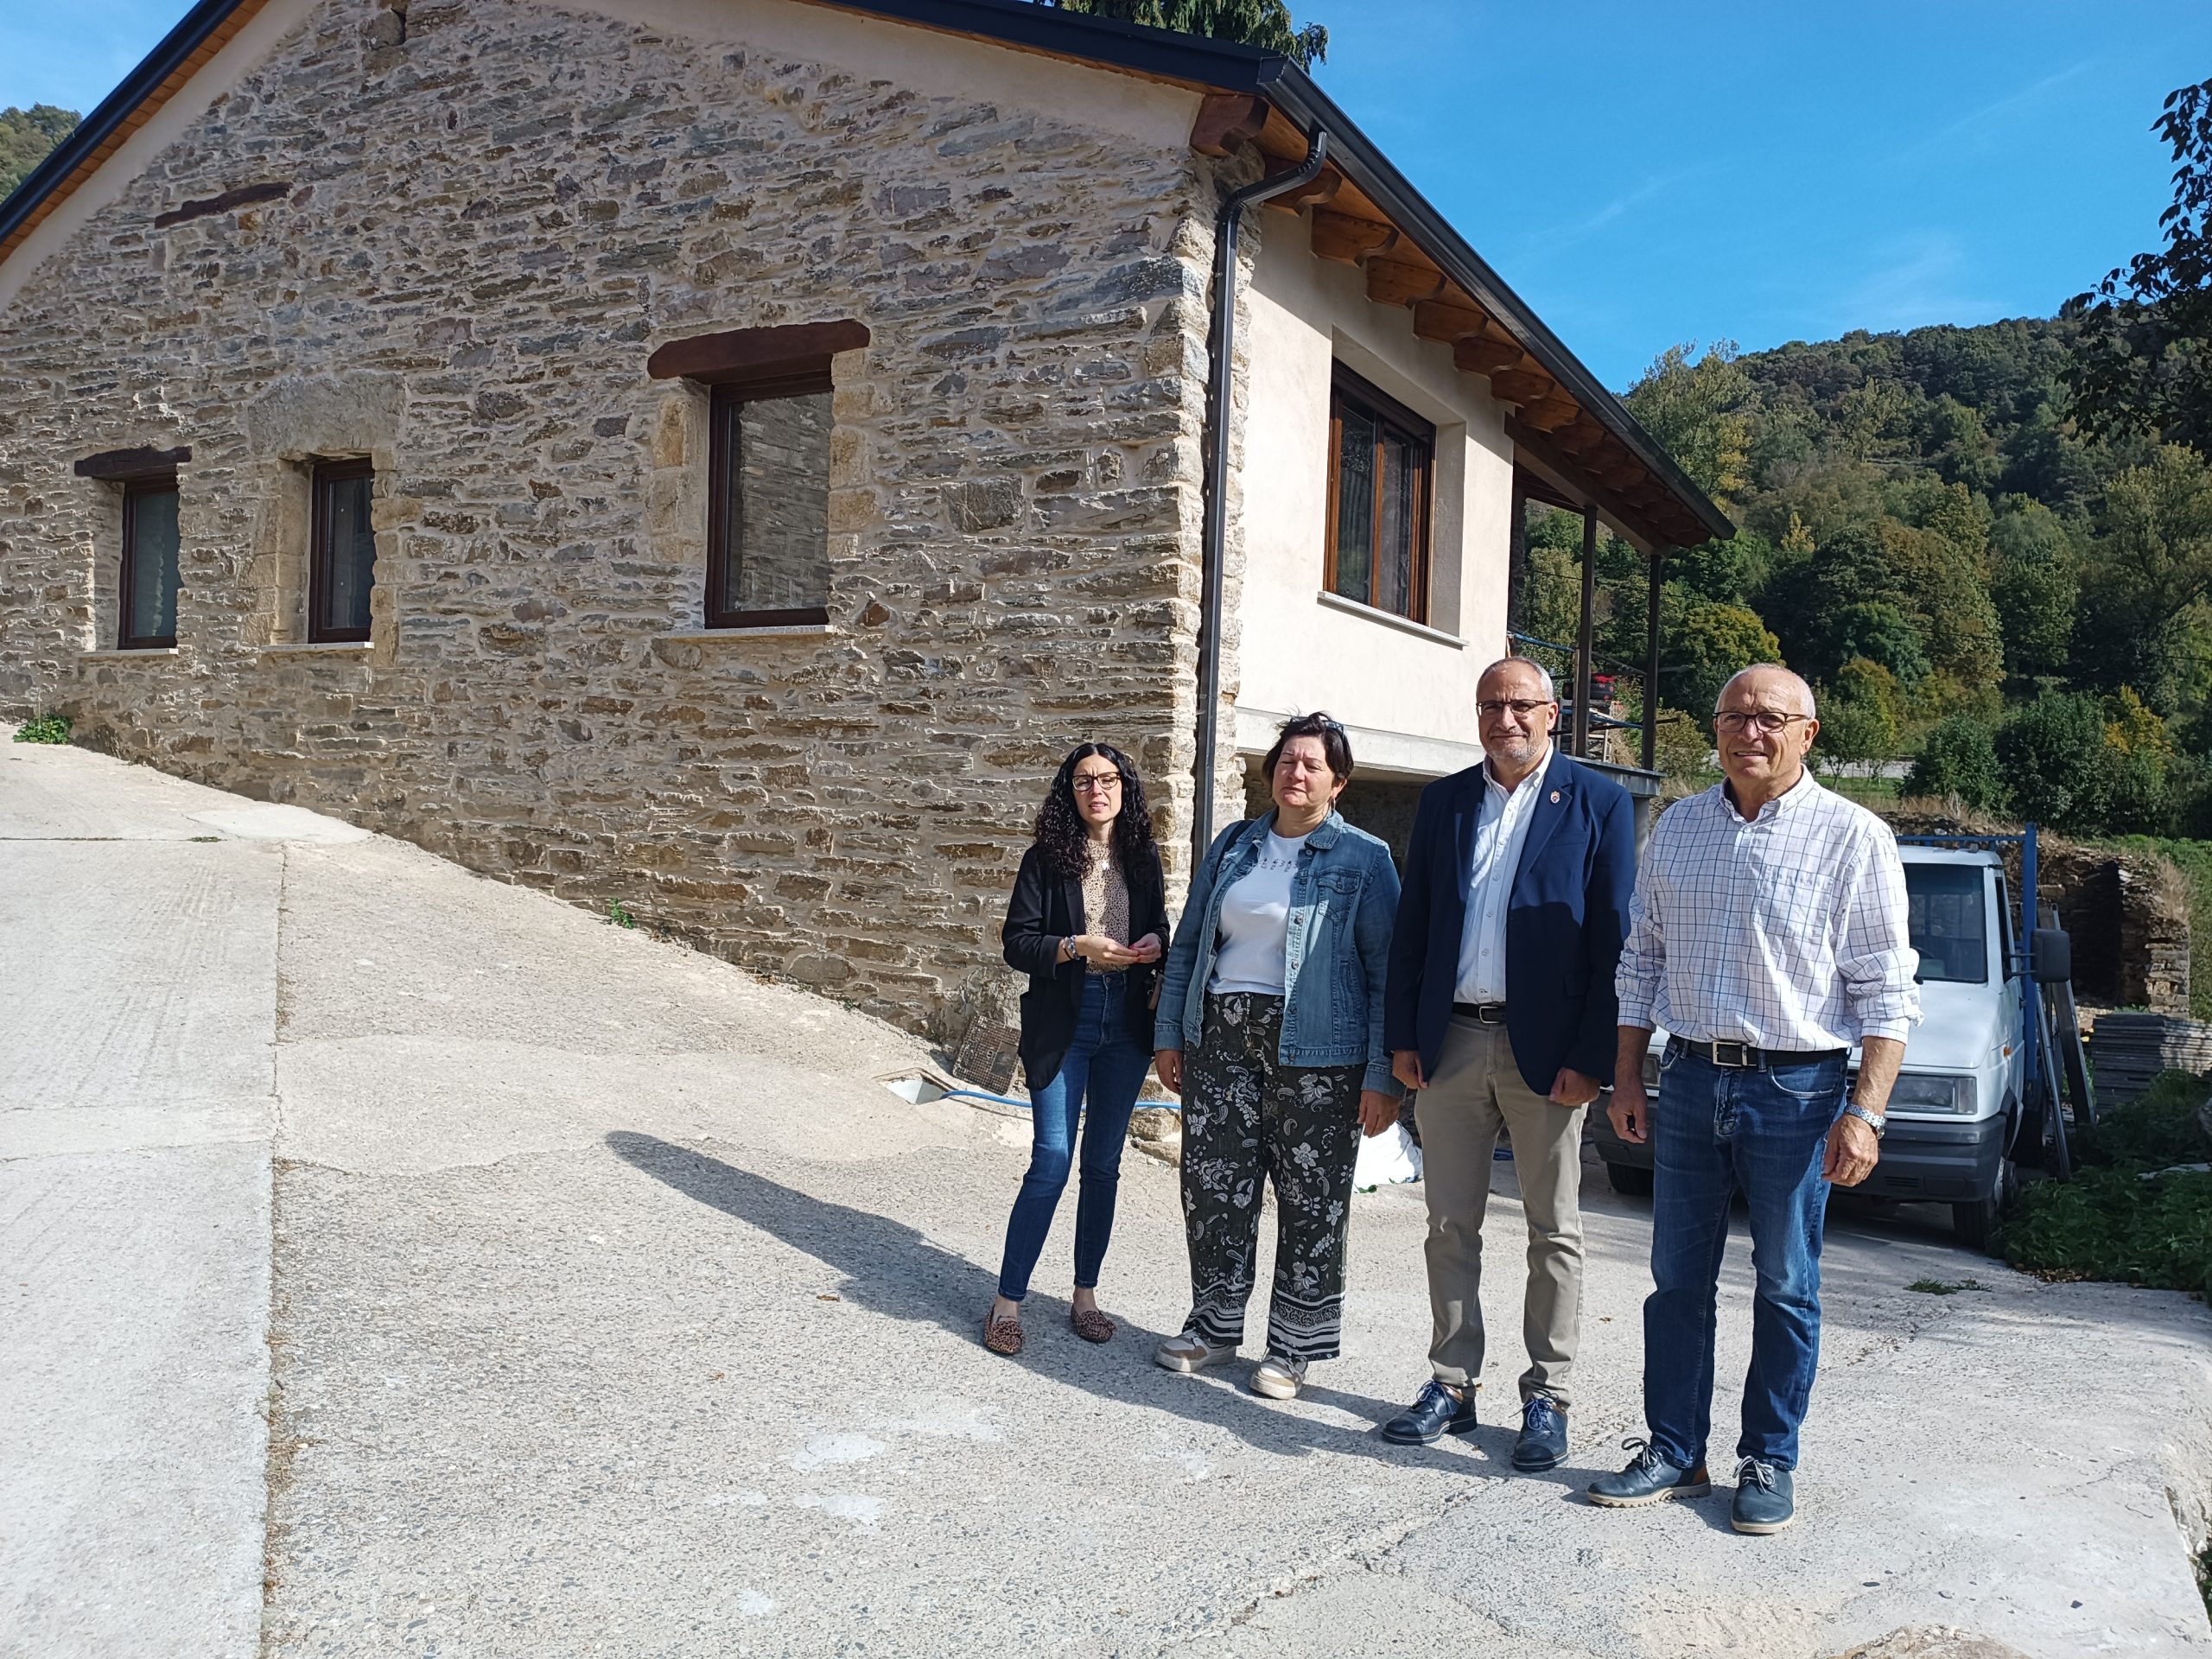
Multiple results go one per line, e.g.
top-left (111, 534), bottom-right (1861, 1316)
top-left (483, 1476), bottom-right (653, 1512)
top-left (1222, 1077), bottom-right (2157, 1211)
top-left (1081, 843), bottom-right (1130, 975)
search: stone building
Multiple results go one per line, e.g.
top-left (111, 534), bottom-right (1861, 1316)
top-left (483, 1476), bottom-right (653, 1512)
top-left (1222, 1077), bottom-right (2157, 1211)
top-left (0, 0), bottom-right (1727, 1043)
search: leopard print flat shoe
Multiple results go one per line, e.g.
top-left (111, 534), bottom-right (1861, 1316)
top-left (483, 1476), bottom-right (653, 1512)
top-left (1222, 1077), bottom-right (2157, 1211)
top-left (1070, 1306), bottom-right (1116, 1344)
top-left (982, 1310), bottom-right (1024, 1356)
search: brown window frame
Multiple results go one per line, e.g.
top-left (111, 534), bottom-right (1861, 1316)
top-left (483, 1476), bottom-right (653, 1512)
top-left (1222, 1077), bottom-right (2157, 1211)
top-left (117, 474), bottom-right (181, 650)
top-left (704, 372), bottom-right (835, 631)
top-left (308, 457), bottom-right (377, 645)
top-left (1324, 365), bottom-right (1435, 626)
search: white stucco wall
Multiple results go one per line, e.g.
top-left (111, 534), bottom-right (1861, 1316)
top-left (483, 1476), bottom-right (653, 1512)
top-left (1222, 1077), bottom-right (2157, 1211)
top-left (1232, 212), bottom-right (1516, 779)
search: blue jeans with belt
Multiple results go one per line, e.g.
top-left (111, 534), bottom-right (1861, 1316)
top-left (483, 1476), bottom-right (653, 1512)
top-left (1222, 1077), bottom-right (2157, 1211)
top-left (996, 974), bottom-right (1151, 1302)
top-left (1643, 1046), bottom-right (1847, 1471)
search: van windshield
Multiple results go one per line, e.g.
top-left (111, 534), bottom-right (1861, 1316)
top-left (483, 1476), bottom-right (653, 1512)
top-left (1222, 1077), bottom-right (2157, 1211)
top-left (1906, 865), bottom-right (1988, 984)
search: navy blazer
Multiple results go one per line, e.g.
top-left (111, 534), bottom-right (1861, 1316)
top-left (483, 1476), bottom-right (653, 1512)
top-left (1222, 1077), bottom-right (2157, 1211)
top-left (1382, 753), bottom-right (1637, 1095)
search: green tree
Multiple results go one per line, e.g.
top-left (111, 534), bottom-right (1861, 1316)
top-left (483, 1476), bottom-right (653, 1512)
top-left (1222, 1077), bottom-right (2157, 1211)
top-left (1039, 0), bottom-right (1325, 62)
top-left (1625, 341), bottom-right (1754, 511)
top-left (1998, 694), bottom-right (2118, 831)
top-left (0, 105), bottom-right (78, 200)
top-left (2073, 446), bottom-right (2212, 705)
top-left (1992, 552), bottom-right (2078, 681)
top-left (1666, 601), bottom-right (1780, 722)
top-left (1904, 715), bottom-right (2007, 810)
top-left (1815, 658), bottom-right (1904, 767)
top-left (2066, 77), bottom-right (2212, 453)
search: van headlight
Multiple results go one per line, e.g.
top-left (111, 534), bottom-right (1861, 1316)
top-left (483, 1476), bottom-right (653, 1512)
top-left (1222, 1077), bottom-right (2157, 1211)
top-left (1885, 1073), bottom-right (1976, 1116)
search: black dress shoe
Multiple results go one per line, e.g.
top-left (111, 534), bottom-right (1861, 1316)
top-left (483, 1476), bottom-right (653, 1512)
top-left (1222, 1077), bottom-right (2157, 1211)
top-left (1382, 1379), bottom-right (1478, 1445)
top-left (1512, 1395), bottom-right (1568, 1471)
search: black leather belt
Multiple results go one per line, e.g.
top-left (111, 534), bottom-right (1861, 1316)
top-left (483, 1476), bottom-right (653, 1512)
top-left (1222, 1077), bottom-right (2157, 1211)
top-left (1670, 1037), bottom-right (1847, 1070)
top-left (1452, 1001), bottom-right (1508, 1025)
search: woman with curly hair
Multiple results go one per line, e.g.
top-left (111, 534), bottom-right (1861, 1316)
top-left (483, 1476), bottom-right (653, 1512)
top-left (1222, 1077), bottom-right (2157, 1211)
top-left (985, 741), bottom-right (1170, 1357)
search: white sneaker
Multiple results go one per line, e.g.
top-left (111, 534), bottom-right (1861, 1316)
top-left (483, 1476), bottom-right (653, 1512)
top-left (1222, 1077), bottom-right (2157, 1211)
top-left (1154, 1332), bottom-right (1236, 1373)
top-left (1249, 1354), bottom-right (1307, 1399)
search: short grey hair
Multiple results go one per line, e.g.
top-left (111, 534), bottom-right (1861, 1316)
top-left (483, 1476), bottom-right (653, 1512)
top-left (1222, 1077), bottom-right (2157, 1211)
top-left (1478, 656), bottom-right (1557, 702)
top-left (1717, 664), bottom-right (1816, 718)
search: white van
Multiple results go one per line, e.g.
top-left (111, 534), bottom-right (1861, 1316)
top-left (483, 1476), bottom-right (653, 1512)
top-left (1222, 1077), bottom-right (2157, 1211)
top-left (1592, 845), bottom-right (2029, 1248)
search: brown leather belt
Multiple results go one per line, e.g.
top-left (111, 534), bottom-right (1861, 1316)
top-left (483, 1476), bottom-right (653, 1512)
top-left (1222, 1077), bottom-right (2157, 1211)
top-left (1451, 1001), bottom-right (1508, 1025)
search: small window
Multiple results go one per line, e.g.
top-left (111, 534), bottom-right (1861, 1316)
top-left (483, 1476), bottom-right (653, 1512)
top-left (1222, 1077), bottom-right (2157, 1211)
top-left (309, 459), bottom-right (377, 643)
top-left (1906, 864), bottom-right (1990, 985)
top-left (1325, 366), bottom-right (1433, 623)
top-left (707, 377), bottom-right (832, 628)
top-left (118, 478), bottom-right (181, 649)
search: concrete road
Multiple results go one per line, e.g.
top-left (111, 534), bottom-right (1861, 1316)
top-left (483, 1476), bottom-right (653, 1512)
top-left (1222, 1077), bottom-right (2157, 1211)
top-left (4, 735), bottom-right (2209, 1659)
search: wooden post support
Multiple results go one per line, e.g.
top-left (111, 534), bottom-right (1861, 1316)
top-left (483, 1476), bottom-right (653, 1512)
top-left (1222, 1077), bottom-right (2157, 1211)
top-left (1644, 546), bottom-right (1666, 772)
top-left (1574, 504), bottom-right (1598, 760)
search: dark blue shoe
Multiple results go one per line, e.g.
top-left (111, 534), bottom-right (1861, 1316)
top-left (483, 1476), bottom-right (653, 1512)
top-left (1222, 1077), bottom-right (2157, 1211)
top-left (1511, 1395), bottom-right (1568, 1471)
top-left (1586, 1438), bottom-right (1712, 1507)
top-left (1731, 1459), bottom-right (1796, 1534)
top-left (1381, 1379), bottom-right (1478, 1445)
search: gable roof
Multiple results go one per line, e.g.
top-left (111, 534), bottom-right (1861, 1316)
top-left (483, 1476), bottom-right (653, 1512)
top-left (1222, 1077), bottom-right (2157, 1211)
top-left (0, 0), bottom-right (1732, 549)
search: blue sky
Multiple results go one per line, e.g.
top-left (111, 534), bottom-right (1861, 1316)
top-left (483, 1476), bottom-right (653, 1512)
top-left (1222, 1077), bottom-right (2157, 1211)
top-left (5, 0), bottom-right (2206, 387)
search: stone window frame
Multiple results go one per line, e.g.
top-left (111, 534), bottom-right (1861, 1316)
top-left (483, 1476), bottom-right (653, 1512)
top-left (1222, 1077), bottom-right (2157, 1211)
top-left (646, 319), bottom-right (869, 637)
top-left (73, 447), bottom-right (191, 653)
top-left (307, 456), bottom-right (378, 645)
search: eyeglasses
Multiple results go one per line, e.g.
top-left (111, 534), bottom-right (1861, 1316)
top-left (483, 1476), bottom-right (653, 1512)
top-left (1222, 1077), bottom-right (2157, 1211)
top-left (1478, 699), bottom-right (1554, 719)
top-left (1071, 773), bottom-right (1123, 793)
top-left (1713, 709), bottom-right (1811, 735)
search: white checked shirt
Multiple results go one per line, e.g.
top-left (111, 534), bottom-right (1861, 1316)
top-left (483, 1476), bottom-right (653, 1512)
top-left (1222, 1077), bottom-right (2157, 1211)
top-left (1617, 772), bottom-right (1922, 1049)
top-left (1453, 747), bottom-right (1554, 1004)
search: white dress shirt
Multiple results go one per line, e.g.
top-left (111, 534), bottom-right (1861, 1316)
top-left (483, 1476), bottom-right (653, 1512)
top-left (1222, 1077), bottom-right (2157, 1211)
top-left (1452, 747), bottom-right (1554, 1005)
top-left (1617, 771), bottom-right (1921, 1049)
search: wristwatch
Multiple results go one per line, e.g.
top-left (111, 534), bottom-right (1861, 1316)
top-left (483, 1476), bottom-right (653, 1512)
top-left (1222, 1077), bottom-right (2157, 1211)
top-left (1841, 1102), bottom-right (1886, 1138)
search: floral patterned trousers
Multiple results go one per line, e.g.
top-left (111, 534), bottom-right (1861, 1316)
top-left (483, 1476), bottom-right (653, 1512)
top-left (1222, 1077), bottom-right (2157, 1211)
top-left (1179, 992), bottom-right (1364, 1364)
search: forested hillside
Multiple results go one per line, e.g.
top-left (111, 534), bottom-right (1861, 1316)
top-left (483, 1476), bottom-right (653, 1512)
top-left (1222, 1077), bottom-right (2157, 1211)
top-left (0, 105), bottom-right (78, 200)
top-left (1522, 316), bottom-right (2209, 836)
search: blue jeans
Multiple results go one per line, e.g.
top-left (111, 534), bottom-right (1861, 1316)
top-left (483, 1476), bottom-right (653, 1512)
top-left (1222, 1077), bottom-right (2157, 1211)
top-left (1643, 1047), bottom-right (1846, 1471)
top-left (996, 975), bottom-right (1151, 1302)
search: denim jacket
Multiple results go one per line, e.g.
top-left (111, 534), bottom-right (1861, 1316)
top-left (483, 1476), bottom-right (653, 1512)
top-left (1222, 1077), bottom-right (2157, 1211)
top-left (1154, 809), bottom-right (1402, 1096)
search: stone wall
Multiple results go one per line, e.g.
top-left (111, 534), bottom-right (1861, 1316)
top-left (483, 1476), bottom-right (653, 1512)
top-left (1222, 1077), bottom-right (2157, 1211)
top-left (0, 0), bottom-right (1235, 1039)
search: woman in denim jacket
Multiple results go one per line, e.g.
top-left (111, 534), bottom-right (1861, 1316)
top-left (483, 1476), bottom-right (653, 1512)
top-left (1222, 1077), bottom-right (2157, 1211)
top-left (1151, 712), bottom-right (1402, 1401)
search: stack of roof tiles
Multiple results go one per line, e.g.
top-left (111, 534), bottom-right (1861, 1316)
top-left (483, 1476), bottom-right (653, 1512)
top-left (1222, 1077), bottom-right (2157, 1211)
top-left (2086, 1011), bottom-right (2212, 1107)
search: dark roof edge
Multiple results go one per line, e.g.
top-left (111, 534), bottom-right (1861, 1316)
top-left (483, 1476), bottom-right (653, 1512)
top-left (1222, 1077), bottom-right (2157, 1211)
top-left (0, 0), bottom-right (254, 252)
top-left (1256, 61), bottom-right (1734, 546)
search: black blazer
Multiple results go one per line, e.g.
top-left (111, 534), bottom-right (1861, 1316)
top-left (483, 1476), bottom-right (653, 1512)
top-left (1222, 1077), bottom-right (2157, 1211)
top-left (1001, 839), bottom-right (1170, 1088)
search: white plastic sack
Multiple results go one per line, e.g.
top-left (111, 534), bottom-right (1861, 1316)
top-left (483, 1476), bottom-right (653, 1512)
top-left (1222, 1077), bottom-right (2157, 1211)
top-left (1353, 1119), bottom-right (1423, 1192)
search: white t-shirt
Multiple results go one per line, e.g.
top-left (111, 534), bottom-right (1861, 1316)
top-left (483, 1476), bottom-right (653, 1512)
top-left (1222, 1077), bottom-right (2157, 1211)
top-left (1209, 831), bottom-right (1309, 995)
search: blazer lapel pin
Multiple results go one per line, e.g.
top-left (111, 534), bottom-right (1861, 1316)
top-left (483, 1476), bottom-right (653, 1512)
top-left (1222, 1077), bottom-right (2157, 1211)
top-left (1549, 789), bottom-right (1562, 804)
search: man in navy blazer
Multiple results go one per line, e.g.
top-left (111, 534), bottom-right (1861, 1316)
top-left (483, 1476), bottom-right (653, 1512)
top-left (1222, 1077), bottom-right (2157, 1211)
top-left (1380, 656), bottom-right (1637, 1473)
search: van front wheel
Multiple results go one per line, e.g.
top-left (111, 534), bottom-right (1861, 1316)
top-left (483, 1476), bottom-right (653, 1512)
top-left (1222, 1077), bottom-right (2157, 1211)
top-left (1951, 1154), bottom-right (2016, 1253)
top-left (1605, 1161), bottom-right (1654, 1197)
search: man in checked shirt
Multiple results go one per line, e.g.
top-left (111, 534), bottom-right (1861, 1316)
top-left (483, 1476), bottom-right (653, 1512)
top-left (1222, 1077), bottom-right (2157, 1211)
top-left (1587, 664), bottom-right (1921, 1535)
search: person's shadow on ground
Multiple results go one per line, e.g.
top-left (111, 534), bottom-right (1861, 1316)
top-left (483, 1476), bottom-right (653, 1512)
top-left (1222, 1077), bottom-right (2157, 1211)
top-left (607, 1129), bottom-right (1492, 1473)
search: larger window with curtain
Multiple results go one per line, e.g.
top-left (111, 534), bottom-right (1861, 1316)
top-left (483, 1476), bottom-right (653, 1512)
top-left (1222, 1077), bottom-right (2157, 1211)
top-left (309, 458), bottom-right (377, 643)
top-left (118, 476), bottom-right (181, 649)
top-left (706, 374), bottom-right (833, 629)
top-left (1325, 365), bottom-right (1433, 624)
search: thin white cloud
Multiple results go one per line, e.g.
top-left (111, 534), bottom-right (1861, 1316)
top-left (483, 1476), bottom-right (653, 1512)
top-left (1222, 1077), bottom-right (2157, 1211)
top-left (1896, 60), bottom-right (2099, 162)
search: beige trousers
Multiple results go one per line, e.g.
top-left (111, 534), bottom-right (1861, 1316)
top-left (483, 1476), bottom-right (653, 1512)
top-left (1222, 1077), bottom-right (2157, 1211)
top-left (1414, 1014), bottom-right (1587, 1408)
